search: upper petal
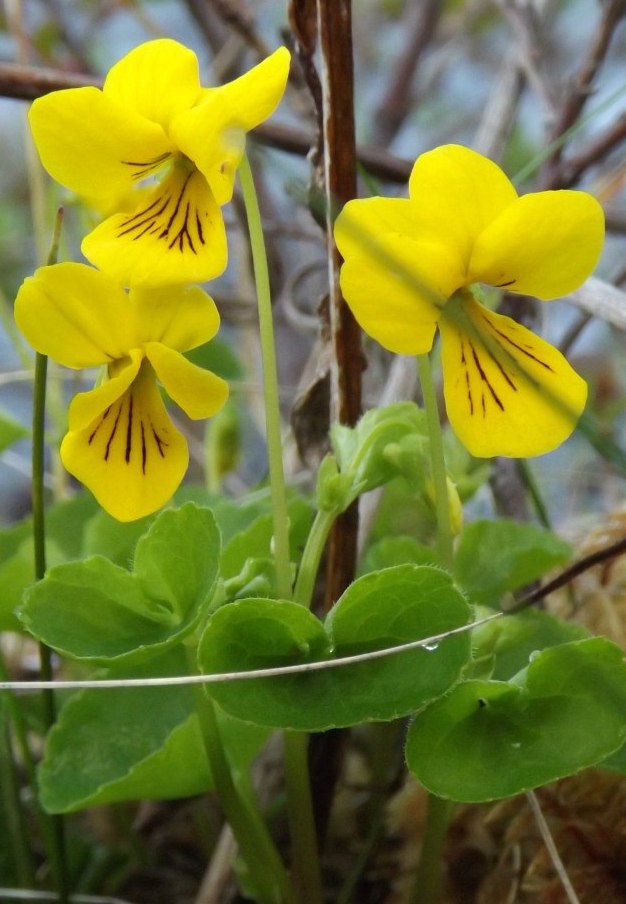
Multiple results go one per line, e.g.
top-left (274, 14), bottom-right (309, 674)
top-left (339, 235), bottom-right (463, 355)
top-left (104, 39), bottom-right (202, 130)
top-left (334, 197), bottom-right (417, 261)
top-left (130, 284), bottom-right (221, 351)
top-left (14, 263), bottom-right (132, 367)
top-left (81, 164), bottom-right (227, 286)
top-left (408, 145), bottom-right (518, 270)
top-left (29, 87), bottom-right (173, 205)
top-left (439, 293), bottom-right (587, 458)
top-left (468, 190), bottom-right (605, 299)
top-left (61, 361), bottom-right (188, 522)
top-left (170, 47), bottom-right (291, 205)
top-left (145, 343), bottom-right (229, 419)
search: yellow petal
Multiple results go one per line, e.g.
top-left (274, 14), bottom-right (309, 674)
top-left (334, 197), bottom-right (417, 261)
top-left (14, 263), bottom-right (133, 367)
top-left (171, 47), bottom-right (291, 205)
top-left (130, 284), bottom-right (220, 351)
top-left (408, 144), bottom-right (518, 269)
top-left (68, 352), bottom-right (143, 433)
top-left (145, 343), bottom-right (229, 419)
top-left (339, 235), bottom-right (463, 355)
top-left (104, 39), bottom-right (202, 130)
top-left (81, 164), bottom-right (227, 286)
top-left (29, 87), bottom-right (173, 206)
top-left (439, 294), bottom-right (587, 458)
top-left (61, 362), bottom-right (188, 522)
top-left (468, 190), bottom-right (605, 299)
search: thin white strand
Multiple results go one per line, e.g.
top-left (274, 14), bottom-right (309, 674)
top-left (0, 612), bottom-right (501, 692)
top-left (0, 889), bottom-right (136, 904)
top-left (526, 790), bottom-right (581, 904)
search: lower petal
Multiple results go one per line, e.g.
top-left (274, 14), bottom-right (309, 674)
top-left (81, 164), bottom-right (227, 286)
top-left (339, 236), bottom-right (462, 355)
top-left (68, 351), bottom-right (143, 432)
top-left (61, 363), bottom-right (188, 522)
top-left (439, 295), bottom-right (587, 458)
top-left (145, 343), bottom-right (229, 419)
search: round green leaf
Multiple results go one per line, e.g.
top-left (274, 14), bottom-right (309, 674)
top-left (454, 519), bottom-right (572, 606)
top-left (200, 565), bottom-right (472, 731)
top-left (406, 637), bottom-right (626, 801)
top-left (20, 504), bottom-right (220, 664)
top-left (38, 648), bottom-right (268, 813)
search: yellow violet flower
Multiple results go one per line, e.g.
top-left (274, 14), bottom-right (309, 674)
top-left (29, 39), bottom-right (291, 286)
top-left (334, 144), bottom-right (605, 458)
top-left (15, 263), bottom-right (229, 521)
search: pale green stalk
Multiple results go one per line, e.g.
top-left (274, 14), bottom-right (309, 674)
top-left (238, 154), bottom-right (292, 601)
top-left (239, 154), bottom-right (323, 904)
top-left (188, 658), bottom-right (294, 904)
top-left (293, 509), bottom-right (336, 607)
top-left (417, 354), bottom-right (453, 570)
top-left (31, 210), bottom-right (69, 902)
top-left (412, 354), bottom-right (455, 904)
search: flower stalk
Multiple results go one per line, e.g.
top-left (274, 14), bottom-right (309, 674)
top-left (32, 208), bottom-right (70, 903)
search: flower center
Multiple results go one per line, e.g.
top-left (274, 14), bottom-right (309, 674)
top-left (115, 156), bottom-right (210, 255)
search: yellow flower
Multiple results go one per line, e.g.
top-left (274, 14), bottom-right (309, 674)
top-left (334, 144), bottom-right (605, 458)
top-left (29, 39), bottom-right (291, 286)
top-left (15, 263), bottom-right (229, 521)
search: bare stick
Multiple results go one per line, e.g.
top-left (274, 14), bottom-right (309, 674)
top-left (526, 791), bottom-right (581, 904)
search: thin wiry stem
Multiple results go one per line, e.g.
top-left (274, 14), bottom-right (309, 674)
top-left (526, 791), bottom-right (581, 904)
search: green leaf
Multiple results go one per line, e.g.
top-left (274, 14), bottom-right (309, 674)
top-left (406, 637), bottom-right (626, 802)
top-left (82, 509), bottom-right (154, 567)
top-left (199, 565), bottom-right (472, 731)
top-left (0, 537), bottom-right (65, 632)
top-left (220, 495), bottom-right (312, 582)
top-left (319, 403), bottom-right (428, 514)
top-left (38, 647), bottom-right (269, 813)
top-left (472, 608), bottom-right (588, 681)
top-left (0, 492), bottom-right (99, 631)
top-left (358, 536), bottom-right (439, 576)
top-left (0, 408), bottom-right (27, 453)
top-left (185, 336), bottom-right (244, 380)
top-left (133, 504), bottom-right (220, 621)
top-left (20, 504), bottom-right (220, 664)
top-left (454, 519), bottom-right (572, 606)
top-left (46, 492), bottom-right (100, 559)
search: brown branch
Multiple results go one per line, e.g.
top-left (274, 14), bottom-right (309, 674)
top-left (0, 61), bottom-right (100, 98)
top-left (555, 112), bottom-right (626, 188)
top-left (317, 0), bottom-right (362, 612)
top-left (288, 0), bottom-right (324, 168)
top-left (374, 0), bottom-right (443, 144)
top-left (510, 533), bottom-right (626, 613)
top-left (541, 0), bottom-right (626, 187)
top-left (0, 61), bottom-right (412, 184)
top-left (182, 0), bottom-right (229, 57)
top-left (206, 0), bottom-right (271, 56)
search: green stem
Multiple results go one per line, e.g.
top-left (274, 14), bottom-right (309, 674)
top-left (239, 153), bottom-right (292, 601)
top-left (31, 210), bottom-right (69, 902)
top-left (417, 354), bottom-right (453, 571)
top-left (0, 652), bottom-right (63, 892)
top-left (516, 458), bottom-right (552, 529)
top-left (414, 354), bottom-right (456, 903)
top-left (189, 664), bottom-right (294, 904)
top-left (411, 796), bottom-right (454, 904)
top-left (0, 697), bottom-right (36, 886)
top-left (283, 733), bottom-right (324, 904)
top-left (239, 155), bottom-right (323, 902)
top-left (293, 509), bottom-right (336, 607)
